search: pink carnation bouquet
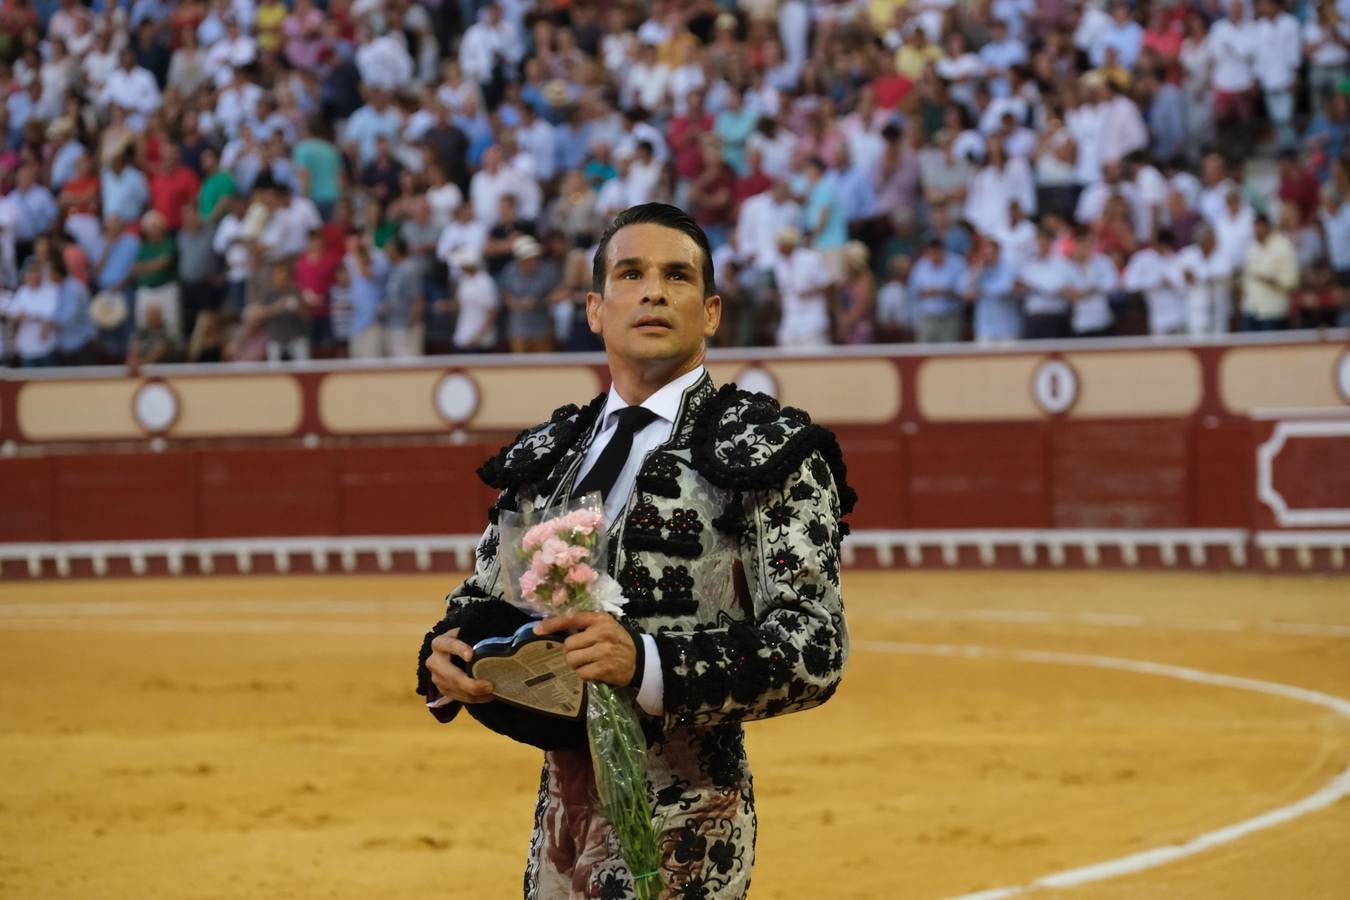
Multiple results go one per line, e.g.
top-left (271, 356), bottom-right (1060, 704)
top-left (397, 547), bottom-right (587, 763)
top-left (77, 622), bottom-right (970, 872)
top-left (498, 493), bottom-right (664, 899)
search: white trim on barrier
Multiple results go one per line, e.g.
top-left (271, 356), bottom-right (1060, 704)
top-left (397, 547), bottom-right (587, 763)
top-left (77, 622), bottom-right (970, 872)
top-left (1255, 530), bottom-right (1350, 570)
top-left (0, 535), bottom-right (482, 577)
top-left (843, 529), bottom-right (1251, 568)
top-left (1, 529), bottom-right (1346, 575)
top-left (1256, 420), bottom-right (1350, 527)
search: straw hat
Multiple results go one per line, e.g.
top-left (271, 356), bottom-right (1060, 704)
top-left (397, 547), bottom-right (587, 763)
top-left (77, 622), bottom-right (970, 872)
top-left (89, 290), bottom-right (128, 329)
top-left (512, 235), bottom-right (543, 260)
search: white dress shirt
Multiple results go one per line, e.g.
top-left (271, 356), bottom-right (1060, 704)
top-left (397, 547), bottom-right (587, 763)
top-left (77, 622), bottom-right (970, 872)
top-left (574, 365), bottom-right (708, 716)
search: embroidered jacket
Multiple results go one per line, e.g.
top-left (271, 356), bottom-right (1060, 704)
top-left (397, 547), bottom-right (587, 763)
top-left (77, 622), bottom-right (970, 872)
top-left (416, 372), bottom-right (855, 899)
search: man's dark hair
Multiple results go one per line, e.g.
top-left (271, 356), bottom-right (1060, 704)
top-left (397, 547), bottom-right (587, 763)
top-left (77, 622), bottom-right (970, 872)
top-left (590, 203), bottom-right (716, 297)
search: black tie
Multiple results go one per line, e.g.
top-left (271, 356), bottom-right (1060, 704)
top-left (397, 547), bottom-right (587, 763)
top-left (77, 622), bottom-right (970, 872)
top-left (574, 406), bottom-right (659, 501)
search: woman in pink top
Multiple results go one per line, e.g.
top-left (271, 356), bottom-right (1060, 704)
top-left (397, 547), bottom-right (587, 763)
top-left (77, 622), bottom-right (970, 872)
top-left (283, 0), bottom-right (326, 72)
top-left (1141, 7), bottom-right (1184, 66)
top-left (294, 230), bottom-right (340, 349)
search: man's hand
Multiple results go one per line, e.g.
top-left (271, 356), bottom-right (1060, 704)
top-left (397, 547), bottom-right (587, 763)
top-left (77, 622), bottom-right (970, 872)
top-left (535, 612), bottom-right (636, 686)
top-left (426, 627), bottom-right (494, 704)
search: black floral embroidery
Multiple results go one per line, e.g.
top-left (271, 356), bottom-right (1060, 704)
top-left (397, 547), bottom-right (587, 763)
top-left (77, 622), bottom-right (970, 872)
top-left (805, 520), bottom-right (830, 547)
top-left (477, 531), bottom-right (499, 563)
top-left (636, 452), bottom-right (682, 498)
top-left (658, 565), bottom-right (694, 598)
top-left (789, 481), bottom-right (815, 502)
top-left (689, 383), bottom-right (857, 521)
top-left (656, 776), bottom-right (701, 811)
top-left (595, 871), bottom-right (631, 900)
top-left (768, 548), bottom-right (801, 575)
top-left (708, 838), bottom-right (741, 875)
top-left (672, 827), bottom-right (708, 865)
top-left (617, 559), bottom-right (657, 605)
top-left (677, 878), bottom-right (710, 899)
top-left (665, 508), bottom-right (704, 555)
top-left (723, 442), bottom-right (755, 468)
top-left (625, 503), bottom-right (703, 558)
top-left (627, 564), bottom-right (698, 618)
top-left (623, 500), bottom-right (667, 553)
top-left (710, 493), bottom-right (746, 538)
top-left (696, 727), bottom-right (746, 791)
top-left (476, 394), bottom-right (605, 490)
top-left (764, 502), bottom-right (794, 530)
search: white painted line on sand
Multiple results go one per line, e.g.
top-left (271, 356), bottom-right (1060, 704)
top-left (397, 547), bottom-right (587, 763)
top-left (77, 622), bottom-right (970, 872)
top-left (854, 641), bottom-right (1350, 899)
top-left (877, 607), bottom-right (1350, 638)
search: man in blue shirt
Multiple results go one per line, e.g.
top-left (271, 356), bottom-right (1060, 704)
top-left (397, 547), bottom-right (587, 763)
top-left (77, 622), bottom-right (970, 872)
top-left (345, 238), bottom-right (390, 358)
top-left (1091, 3), bottom-right (1144, 71)
top-left (800, 156), bottom-right (849, 281)
top-left (343, 88), bottom-right (403, 167)
top-left (11, 163), bottom-right (57, 256)
top-left (100, 149), bottom-right (150, 224)
top-left (49, 122), bottom-right (85, 190)
top-left (96, 217), bottom-right (141, 293)
top-left (908, 238), bottom-right (969, 343)
top-left (1016, 228), bottom-right (1074, 339)
top-left (55, 260), bottom-right (97, 365)
top-left (962, 238), bottom-right (1021, 343)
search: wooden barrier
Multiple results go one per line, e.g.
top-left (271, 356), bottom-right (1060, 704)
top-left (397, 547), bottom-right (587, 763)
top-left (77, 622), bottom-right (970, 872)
top-left (1, 333), bottom-right (1346, 575)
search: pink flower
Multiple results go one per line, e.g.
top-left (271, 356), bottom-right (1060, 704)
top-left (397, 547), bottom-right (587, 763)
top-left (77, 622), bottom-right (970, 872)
top-left (519, 569), bottom-right (542, 601)
top-left (522, 520), bottom-right (561, 552)
top-left (550, 586), bottom-right (569, 609)
top-left (539, 537), bottom-right (570, 567)
top-left (565, 564), bottom-right (598, 586)
top-left (562, 509), bottom-right (603, 536)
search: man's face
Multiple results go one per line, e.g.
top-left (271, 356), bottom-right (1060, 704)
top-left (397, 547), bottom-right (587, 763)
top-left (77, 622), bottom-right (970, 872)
top-left (587, 223), bottom-right (720, 375)
top-left (1254, 219), bottom-right (1270, 242)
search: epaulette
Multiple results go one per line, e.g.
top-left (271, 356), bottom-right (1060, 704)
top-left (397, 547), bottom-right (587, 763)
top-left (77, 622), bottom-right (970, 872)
top-left (475, 393), bottom-right (607, 490)
top-left (689, 383), bottom-right (857, 518)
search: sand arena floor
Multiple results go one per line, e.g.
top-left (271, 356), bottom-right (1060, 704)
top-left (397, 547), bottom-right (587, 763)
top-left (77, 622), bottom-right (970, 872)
top-left (0, 570), bottom-right (1347, 899)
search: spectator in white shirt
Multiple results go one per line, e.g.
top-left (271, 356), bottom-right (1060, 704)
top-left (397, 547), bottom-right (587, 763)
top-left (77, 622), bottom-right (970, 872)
top-left (436, 200), bottom-right (489, 269)
top-left (469, 145), bottom-right (522, 226)
top-left (964, 138), bottom-right (1036, 238)
top-left (355, 22), bottom-right (414, 92)
top-left (1254, 0), bottom-right (1304, 151)
top-left (1196, 153), bottom-right (1237, 224)
top-left (1213, 188), bottom-right (1256, 273)
top-left (1076, 160), bottom-right (1141, 228)
top-left (622, 42), bottom-right (670, 113)
top-left (994, 200), bottom-right (1038, 273)
top-left (1206, 1), bottom-right (1258, 148)
top-left (448, 247), bottom-right (498, 352)
top-left (459, 3), bottom-right (518, 86)
top-left (1305, 1), bottom-right (1350, 120)
top-left (9, 263), bottom-right (59, 366)
top-left (203, 19), bottom-right (257, 87)
top-left (735, 178), bottom-right (802, 299)
top-left (1176, 225), bottom-right (1237, 335)
top-left (1123, 229), bottom-right (1188, 335)
top-left (1320, 188), bottom-right (1350, 282)
top-left (81, 29), bottom-right (121, 100)
top-left (98, 48), bottom-right (161, 126)
top-left (1096, 80), bottom-right (1149, 166)
top-left (772, 226), bottom-right (834, 348)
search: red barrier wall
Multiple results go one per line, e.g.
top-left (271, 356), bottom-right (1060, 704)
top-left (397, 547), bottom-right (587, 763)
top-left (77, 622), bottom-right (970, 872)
top-left (1, 335), bottom-right (1346, 573)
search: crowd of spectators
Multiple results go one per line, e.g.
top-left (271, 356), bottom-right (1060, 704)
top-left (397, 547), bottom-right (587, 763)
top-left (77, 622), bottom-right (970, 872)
top-left (0, 0), bottom-right (1349, 369)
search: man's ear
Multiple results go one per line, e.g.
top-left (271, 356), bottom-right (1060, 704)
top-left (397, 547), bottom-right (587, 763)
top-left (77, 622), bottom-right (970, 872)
top-left (703, 293), bottom-right (722, 338)
top-left (585, 290), bottom-right (604, 334)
